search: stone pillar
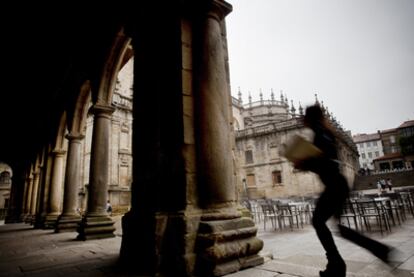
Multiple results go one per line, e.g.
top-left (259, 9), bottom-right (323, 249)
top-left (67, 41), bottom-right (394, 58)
top-left (55, 135), bottom-right (83, 232)
top-left (195, 1), bottom-right (235, 212)
top-left (44, 149), bottom-right (66, 228)
top-left (77, 104), bottom-right (115, 240)
top-left (28, 171), bottom-right (40, 223)
top-left (19, 177), bottom-right (30, 221)
top-left (193, 1), bottom-right (264, 275)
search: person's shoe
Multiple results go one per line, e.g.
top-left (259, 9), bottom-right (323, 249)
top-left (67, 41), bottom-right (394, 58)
top-left (371, 244), bottom-right (393, 264)
top-left (319, 257), bottom-right (346, 277)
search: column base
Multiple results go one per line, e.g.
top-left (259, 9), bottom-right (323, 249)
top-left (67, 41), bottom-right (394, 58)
top-left (195, 216), bottom-right (264, 276)
top-left (43, 214), bottom-right (60, 229)
top-left (55, 214), bottom-right (81, 233)
top-left (5, 211), bottom-right (22, 223)
top-left (24, 215), bottom-right (34, 224)
top-left (119, 211), bottom-right (157, 275)
top-left (34, 214), bottom-right (46, 229)
top-left (77, 215), bottom-right (115, 240)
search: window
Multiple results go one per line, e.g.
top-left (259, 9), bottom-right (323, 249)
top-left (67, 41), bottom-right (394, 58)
top-left (269, 146), bottom-right (279, 160)
top-left (245, 150), bottom-right (253, 164)
top-left (246, 174), bottom-right (256, 187)
top-left (361, 153), bottom-right (366, 159)
top-left (272, 170), bottom-right (282, 185)
top-left (390, 136), bottom-right (396, 143)
top-left (0, 171), bottom-right (11, 185)
top-left (368, 152), bottom-right (372, 158)
top-left (373, 141), bottom-right (377, 146)
top-left (375, 151), bottom-right (379, 157)
top-left (366, 142), bottom-right (371, 147)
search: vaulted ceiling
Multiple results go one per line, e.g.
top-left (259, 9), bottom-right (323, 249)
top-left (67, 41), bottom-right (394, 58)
top-left (0, 3), bottom-right (124, 169)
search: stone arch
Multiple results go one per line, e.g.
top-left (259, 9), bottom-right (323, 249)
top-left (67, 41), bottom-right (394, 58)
top-left (77, 28), bottom-right (133, 240)
top-left (69, 81), bottom-right (92, 136)
top-left (94, 29), bottom-right (132, 106)
top-left (54, 112), bottom-right (68, 150)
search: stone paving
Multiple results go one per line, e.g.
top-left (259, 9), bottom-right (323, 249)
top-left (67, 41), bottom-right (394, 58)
top-left (0, 213), bottom-right (414, 277)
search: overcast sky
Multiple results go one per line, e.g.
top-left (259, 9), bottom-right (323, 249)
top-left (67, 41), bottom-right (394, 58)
top-left (225, 0), bottom-right (414, 135)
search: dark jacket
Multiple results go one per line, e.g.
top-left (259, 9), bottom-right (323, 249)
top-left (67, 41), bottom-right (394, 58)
top-left (299, 124), bottom-right (341, 186)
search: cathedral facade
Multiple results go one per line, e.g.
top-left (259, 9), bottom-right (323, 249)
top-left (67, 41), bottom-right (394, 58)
top-left (232, 92), bottom-right (359, 200)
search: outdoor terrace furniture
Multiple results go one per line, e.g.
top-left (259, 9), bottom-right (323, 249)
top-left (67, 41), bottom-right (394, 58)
top-left (355, 198), bottom-right (391, 235)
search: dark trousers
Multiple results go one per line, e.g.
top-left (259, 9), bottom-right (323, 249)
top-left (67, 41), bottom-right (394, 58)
top-left (313, 172), bottom-right (389, 262)
top-left (312, 173), bottom-right (348, 260)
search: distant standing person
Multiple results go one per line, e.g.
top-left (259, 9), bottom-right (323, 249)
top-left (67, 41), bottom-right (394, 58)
top-left (377, 180), bottom-right (382, 194)
top-left (106, 200), bottom-right (112, 216)
top-left (294, 104), bottom-right (392, 277)
top-left (386, 178), bottom-right (393, 191)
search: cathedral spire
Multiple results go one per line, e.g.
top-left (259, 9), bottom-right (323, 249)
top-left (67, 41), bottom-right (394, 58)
top-left (271, 88), bottom-right (275, 102)
top-left (237, 87), bottom-right (242, 103)
top-left (298, 101), bottom-right (303, 116)
top-left (290, 100), bottom-right (296, 116)
top-left (314, 93), bottom-right (320, 105)
top-left (259, 88), bottom-right (263, 104)
top-left (280, 90), bottom-right (284, 103)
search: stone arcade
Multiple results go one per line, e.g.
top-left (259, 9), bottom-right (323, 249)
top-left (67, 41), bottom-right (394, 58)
top-left (1, 1), bottom-right (263, 276)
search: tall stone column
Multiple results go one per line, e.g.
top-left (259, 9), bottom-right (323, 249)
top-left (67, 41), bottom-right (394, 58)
top-left (28, 171), bottom-right (40, 223)
top-left (77, 104), bottom-right (115, 240)
top-left (55, 135), bottom-right (83, 232)
top-left (44, 149), bottom-right (66, 228)
top-left (195, 1), bottom-right (235, 213)
top-left (19, 177), bottom-right (30, 221)
top-left (194, 1), bottom-right (263, 275)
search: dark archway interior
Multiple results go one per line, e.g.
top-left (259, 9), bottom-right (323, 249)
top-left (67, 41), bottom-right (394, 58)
top-left (0, 3), bottom-right (125, 168)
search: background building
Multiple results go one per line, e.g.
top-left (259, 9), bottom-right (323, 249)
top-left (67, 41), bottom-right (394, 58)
top-left (353, 120), bottom-right (414, 173)
top-left (0, 162), bottom-right (12, 216)
top-left (233, 92), bottom-right (359, 199)
top-left (374, 120), bottom-right (414, 171)
top-left (352, 133), bottom-right (384, 172)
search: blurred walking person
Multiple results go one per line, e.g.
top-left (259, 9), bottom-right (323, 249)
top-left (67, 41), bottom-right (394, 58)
top-left (294, 104), bottom-right (392, 277)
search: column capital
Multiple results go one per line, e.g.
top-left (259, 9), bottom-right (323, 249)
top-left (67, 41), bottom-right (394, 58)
top-left (65, 133), bottom-right (85, 141)
top-left (212, 0), bottom-right (232, 20)
top-left (91, 104), bottom-right (116, 118)
top-left (198, 0), bottom-right (232, 21)
top-left (52, 148), bottom-right (67, 156)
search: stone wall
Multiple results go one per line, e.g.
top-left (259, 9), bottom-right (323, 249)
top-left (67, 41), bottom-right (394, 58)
top-left (353, 169), bottom-right (414, 191)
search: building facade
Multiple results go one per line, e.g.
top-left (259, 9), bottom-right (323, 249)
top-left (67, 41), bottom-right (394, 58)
top-left (0, 162), bottom-right (12, 212)
top-left (232, 92), bottom-right (359, 199)
top-left (373, 120), bottom-right (414, 171)
top-left (352, 133), bottom-right (384, 171)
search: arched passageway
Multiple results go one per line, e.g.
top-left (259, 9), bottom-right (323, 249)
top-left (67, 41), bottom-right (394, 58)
top-left (1, 1), bottom-right (263, 276)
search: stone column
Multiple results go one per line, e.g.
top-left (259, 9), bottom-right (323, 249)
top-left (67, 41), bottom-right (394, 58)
top-left (193, 1), bottom-right (263, 275)
top-left (44, 149), bottom-right (66, 228)
top-left (28, 171), bottom-right (40, 223)
top-left (55, 135), bottom-right (83, 232)
top-left (195, 1), bottom-right (236, 213)
top-left (19, 177), bottom-right (30, 221)
top-left (77, 104), bottom-right (115, 240)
